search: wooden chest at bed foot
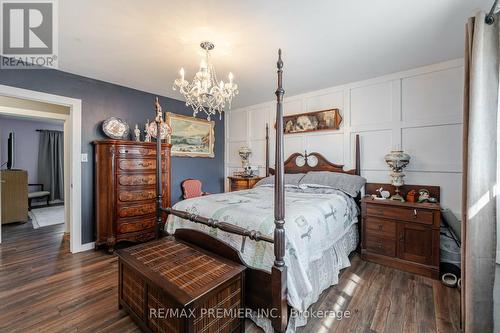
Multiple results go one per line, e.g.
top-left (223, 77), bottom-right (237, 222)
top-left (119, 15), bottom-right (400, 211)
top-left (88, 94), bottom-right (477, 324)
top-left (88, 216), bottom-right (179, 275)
top-left (117, 238), bottom-right (246, 333)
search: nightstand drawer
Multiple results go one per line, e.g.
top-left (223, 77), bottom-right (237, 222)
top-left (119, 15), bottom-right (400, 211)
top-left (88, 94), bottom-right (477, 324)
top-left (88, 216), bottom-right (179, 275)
top-left (365, 217), bottom-right (396, 239)
top-left (228, 176), bottom-right (263, 192)
top-left (365, 235), bottom-right (396, 257)
top-left (366, 205), bottom-right (434, 225)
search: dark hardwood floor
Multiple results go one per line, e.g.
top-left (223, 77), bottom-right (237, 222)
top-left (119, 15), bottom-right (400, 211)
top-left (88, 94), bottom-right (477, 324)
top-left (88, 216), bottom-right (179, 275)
top-left (0, 221), bottom-right (460, 333)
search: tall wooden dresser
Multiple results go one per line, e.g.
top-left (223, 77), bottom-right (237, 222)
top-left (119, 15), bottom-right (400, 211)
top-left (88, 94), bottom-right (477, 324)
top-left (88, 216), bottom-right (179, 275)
top-left (93, 140), bottom-right (171, 252)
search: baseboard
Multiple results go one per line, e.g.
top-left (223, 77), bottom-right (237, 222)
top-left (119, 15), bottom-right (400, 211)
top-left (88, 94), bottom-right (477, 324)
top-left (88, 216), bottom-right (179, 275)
top-left (78, 242), bottom-right (95, 252)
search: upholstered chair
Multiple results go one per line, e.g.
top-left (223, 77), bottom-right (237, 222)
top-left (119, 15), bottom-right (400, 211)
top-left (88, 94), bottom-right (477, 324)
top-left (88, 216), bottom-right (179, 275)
top-left (181, 179), bottom-right (209, 199)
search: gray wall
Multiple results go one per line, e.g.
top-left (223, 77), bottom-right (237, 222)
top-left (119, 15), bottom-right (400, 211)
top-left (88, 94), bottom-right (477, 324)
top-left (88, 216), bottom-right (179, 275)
top-left (0, 116), bottom-right (63, 184)
top-left (0, 66), bottom-right (224, 244)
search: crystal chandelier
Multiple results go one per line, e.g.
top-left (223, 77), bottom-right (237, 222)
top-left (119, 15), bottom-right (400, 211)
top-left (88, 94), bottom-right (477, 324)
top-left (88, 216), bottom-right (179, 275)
top-left (173, 41), bottom-right (239, 120)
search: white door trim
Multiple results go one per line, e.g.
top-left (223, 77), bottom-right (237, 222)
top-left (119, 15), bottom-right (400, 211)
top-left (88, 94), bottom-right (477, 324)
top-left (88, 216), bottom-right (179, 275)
top-left (0, 84), bottom-right (88, 253)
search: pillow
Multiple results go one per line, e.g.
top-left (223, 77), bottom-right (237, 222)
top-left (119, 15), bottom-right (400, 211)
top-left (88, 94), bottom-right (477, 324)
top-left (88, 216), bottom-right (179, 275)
top-left (255, 173), bottom-right (306, 188)
top-left (299, 171), bottom-right (366, 197)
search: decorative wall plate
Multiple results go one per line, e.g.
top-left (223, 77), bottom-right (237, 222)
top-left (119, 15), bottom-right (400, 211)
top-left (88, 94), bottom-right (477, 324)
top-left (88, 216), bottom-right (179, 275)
top-left (295, 155), bottom-right (306, 167)
top-left (148, 121), bottom-right (171, 140)
top-left (102, 117), bottom-right (129, 140)
top-left (307, 155), bottom-right (318, 167)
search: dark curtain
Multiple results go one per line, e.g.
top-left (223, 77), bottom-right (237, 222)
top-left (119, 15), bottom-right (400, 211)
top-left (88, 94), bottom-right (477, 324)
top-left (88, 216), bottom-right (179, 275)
top-left (37, 130), bottom-right (64, 201)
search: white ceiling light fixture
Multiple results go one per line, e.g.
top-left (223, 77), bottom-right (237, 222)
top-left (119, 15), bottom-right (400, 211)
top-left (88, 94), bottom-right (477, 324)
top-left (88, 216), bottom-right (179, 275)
top-left (173, 41), bottom-right (238, 121)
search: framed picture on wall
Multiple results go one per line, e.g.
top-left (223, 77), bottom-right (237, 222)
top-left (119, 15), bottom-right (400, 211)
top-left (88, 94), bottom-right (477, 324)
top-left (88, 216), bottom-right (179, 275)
top-left (282, 108), bottom-right (342, 134)
top-left (166, 113), bottom-right (215, 158)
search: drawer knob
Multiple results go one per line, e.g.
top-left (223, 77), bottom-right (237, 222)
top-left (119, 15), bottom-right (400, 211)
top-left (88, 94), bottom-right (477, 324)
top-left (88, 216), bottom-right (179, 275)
top-left (378, 224), bottom-right (383, 230)
top-left (413, 209), bottom-right (417, 218)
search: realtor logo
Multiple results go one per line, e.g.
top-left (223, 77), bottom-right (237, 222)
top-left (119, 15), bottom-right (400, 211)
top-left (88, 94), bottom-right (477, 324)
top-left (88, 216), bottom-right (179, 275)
top-left (1, 0), bottom-right (58, 69)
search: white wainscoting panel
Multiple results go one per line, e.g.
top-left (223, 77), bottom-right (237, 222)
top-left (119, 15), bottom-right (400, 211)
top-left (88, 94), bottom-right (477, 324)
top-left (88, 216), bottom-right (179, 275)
top-left (225, 59), bottom-right (464, 216)
top-left (353, 130), bottom-right (393, 171)
top-left (249, 106), bottom-right (271, 140)
top-left (284, 99), bottom-right (303, 116)
top-left (402, 67), bottom-right (464, 123)
top-left (249, 139), bottom-right (267, 165)
top-left (305, 91), bottom-right (344, 113)
top-left (402, 124), bottom-right (462, 173)
top-left (305, 132), bottom-right (344, 165)
top-left (350, 81), bottom-right (393, 126)
top-left (227, 111), bottom-right (247, 141)
top-left (284, 135), bottom-right (304, 160)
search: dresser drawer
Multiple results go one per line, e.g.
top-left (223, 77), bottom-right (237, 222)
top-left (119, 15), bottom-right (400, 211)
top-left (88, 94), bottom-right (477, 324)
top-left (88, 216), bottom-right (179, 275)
top-left (118, 202), bottom-right (156, 218)
top-left (117, 228), bottom-right (156, 242)
top-left (364, 217), bottom-right (396, 239)
top-left (118, 189), bottom-right (156, 202)
top-left (117, 218), bottom-right (156, 234)
top-left (118, 174), bottom-right (156, 186)
top-left (366, 204), bottom-right (434, 225)
top-left (117, 173), bottom-right (168, 187)
top-left (365, 234), bottom-right (396, 257)
top-left (117, 159), bottom-right (166, 172)
top-left (117, 145), bottom-right (166, 158)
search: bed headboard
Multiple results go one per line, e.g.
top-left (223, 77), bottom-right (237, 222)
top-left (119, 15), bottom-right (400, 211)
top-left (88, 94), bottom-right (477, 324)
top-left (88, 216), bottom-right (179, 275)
top-left (266, 126), bottom-right (360, 176)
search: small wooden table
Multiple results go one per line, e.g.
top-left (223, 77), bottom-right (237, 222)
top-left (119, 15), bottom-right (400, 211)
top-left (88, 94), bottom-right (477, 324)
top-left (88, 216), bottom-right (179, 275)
top-left (361, 183), bottom-right (441, 279)
top-left (117, 238), bottom-right (246, 333)
top-left (227, 176), bottom-right (263, 192)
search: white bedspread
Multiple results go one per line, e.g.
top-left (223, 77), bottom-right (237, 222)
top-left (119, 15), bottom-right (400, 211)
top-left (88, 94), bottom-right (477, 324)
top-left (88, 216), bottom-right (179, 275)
top-left (166, 187), bottom-right (359, 331)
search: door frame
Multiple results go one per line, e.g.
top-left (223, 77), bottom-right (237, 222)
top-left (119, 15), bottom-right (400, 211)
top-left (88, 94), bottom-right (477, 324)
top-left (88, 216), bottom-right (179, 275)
top-left (0, 84), bottom-right (88, 253)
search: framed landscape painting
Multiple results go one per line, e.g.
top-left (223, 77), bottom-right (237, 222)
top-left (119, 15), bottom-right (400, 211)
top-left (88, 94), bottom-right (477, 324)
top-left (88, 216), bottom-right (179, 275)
top-left (166, 113), bottom-right (215, 158)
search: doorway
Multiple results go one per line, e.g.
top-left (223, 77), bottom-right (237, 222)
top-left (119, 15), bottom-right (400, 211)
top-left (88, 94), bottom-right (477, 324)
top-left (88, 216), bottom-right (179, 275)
top-left (1, 115), bottom-right (66, 236)
top-left (0, 85), bottom-right (85, 253)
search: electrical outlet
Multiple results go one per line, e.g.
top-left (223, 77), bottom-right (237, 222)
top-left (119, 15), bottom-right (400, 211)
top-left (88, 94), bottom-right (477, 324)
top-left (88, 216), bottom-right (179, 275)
top-left (81, 153), bottom-right (88, 162)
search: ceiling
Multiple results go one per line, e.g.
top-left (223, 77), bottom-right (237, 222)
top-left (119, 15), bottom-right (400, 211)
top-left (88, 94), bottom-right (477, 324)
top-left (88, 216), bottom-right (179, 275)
top-left (59, 0), bottom-right (492, 109)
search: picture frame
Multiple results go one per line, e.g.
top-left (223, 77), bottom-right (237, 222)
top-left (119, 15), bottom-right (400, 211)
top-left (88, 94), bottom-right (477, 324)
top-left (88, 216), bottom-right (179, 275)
top-left (166, 113), bottom-right (215, 158)
top-left (282, 108), bottom-right (342, 134)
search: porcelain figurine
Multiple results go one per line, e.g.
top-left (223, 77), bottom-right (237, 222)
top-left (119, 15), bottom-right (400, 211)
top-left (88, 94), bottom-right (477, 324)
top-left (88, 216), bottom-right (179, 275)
top-left (144, 119), bottom-right (151, 142)
top-left (376, 187), bottom-right (391, 199)
top-left (134, 124), bottom-right (141, 142)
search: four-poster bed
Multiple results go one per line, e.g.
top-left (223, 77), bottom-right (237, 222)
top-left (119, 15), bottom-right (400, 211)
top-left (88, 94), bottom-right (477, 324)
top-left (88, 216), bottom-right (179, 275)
top-left (118, 50), bottom-right (362, 333)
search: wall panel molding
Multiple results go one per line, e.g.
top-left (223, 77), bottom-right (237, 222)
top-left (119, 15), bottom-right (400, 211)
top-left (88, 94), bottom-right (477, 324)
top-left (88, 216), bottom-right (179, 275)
top-left (224, 59), bottom-right (463, 215)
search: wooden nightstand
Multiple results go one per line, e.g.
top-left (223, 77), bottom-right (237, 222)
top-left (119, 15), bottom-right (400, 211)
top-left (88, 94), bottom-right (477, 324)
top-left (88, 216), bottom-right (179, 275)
top-left (227, 176), bottom-right (263, 192)
top-left (361, 183), bottom-right (441, 279)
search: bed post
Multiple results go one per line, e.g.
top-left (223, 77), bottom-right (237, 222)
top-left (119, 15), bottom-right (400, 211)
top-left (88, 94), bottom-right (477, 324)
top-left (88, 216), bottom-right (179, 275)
top-left (271, 49), bottom-right (288, 333)
top-left (355, 134), bottom-right (360, 176)
top-left (154, 97), bottom-right (164, 239)
top-left (265, 123), bottom-right (270, 177)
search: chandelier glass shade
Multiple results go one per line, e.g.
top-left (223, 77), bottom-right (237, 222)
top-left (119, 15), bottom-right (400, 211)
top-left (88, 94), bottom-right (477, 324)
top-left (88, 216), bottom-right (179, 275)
top-left (173, 41), bottom-right (238, 121)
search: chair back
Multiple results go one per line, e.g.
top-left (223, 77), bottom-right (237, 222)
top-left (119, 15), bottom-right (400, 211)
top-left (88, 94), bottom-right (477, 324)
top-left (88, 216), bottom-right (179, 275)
top-left (181, 179), bottom-right (203, 199)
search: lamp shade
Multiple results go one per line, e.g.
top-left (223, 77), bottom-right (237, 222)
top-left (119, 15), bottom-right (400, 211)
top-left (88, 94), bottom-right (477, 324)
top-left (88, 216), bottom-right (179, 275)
top-left (384, 150), bottom-right (410, 172)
